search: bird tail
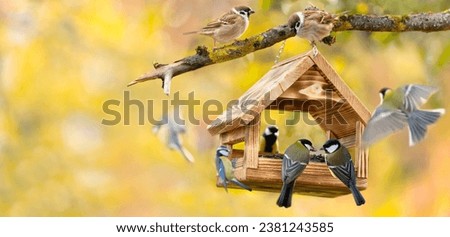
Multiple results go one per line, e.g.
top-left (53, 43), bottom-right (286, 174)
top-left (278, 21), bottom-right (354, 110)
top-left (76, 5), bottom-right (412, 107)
top-left (276, 181), bottom-right (295, 208)
top-left (219, 179), bottom-right (228, 193)
top-left (180, 147), bottom-right (195, 163)
top-left (183, 31), bottom-right (198, 35)
top-left (407, 109), bottom-right (445, 146)
top-left (349, 184), bottom-right (365, 206)
top-left (231, 178), bottom-right (252, 192)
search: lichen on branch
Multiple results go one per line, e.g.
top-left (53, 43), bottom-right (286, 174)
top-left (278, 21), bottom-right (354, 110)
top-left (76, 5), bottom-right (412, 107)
top-left (128, 10), bottom-right (450, 94)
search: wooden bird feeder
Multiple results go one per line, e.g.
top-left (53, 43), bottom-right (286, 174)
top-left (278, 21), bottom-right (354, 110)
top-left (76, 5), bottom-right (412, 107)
top-left (207, 50), bottom-right (371, 197)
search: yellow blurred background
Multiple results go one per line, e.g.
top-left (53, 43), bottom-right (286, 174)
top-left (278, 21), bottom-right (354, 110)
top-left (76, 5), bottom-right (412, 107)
top-left (0, 0), bottom-right (449, 216)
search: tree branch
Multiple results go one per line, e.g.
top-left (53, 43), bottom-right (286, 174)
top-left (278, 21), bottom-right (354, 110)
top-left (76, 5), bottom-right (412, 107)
top-left (334, 10), bottom-right (450, 32)
top-left (128, 10), bottom-right (450, 94)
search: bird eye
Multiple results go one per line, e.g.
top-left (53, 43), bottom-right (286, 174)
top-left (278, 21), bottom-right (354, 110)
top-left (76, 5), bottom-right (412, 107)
top-left (295, 22), bottom-right (301, 29)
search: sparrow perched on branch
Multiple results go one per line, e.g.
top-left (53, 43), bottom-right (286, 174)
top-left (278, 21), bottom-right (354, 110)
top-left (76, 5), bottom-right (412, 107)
top-left (362, 84), bottom-right (445, 147)
top-left (215, 145), bottom-right (252, 192)
top-left (288, 6), bottom-right (337, 55)
top-left (322, 139), bottom-right (365, 206)
top-left (277, 139), bottom-right (316, 208)
top-left (184, 6), bottom-right (255, 48)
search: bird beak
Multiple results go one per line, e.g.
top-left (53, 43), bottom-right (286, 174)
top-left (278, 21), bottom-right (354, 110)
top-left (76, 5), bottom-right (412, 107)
top-left (249, 10), bottom-right (255, 14)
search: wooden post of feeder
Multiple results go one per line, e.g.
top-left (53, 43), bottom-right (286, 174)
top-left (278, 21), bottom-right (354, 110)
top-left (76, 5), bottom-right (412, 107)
top-left (326, 130), bottom-right (336, 140)
top-left (355, 121), bottom-right (368, 178)
top-left (243, 114), bottom-right (260, 169)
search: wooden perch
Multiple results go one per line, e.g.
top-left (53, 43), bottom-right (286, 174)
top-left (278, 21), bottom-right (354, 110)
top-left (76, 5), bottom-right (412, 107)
top-left (128, 10), bottom-right (450, 95)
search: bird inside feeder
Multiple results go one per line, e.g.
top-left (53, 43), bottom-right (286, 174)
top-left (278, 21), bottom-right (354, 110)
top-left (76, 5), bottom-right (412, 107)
top-left (208, 50), bottom-right (370, 197)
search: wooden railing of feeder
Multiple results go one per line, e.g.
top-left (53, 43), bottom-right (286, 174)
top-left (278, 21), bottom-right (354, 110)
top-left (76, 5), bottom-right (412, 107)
top-left (208, 50), bottom-right (371, 197)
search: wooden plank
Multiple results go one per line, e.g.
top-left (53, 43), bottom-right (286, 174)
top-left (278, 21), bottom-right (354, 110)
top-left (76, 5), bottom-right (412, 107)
top-left (231, 149), bottom-right (244, 159)
top-left (357, 122), bottom-right (369, 179)
top-left (355, 121), bottom-right (362, 171)
top-left (278, 57), bottom-right (315, 91)
top-left (298, 74), bottom-right (327, 83)
top-left (217, 158), bottom-right (367, 197)
top-left (339, 135), bottom-right (356, 148)
top-left (221, 127), bottom-right (246, 144)
top-left (208, 116), bottom-right (243, 136)
top-left (363, 148), bottom-right (369, 178)
top-left (233, 167), bottom-right (246, 180)
top-left (311, 52), bottom-right (371, 123)
top-left (267, 84), bottom-right (285, 103)
top-left (302, 69), bottom-right (323, 76)
top-left (272, 52), bottom-right (310, 69)
top-left (244, 115), bottom-right (260, 169)
top-left (309, 104), bottom-right (361, 139)
top-left (326, 130), bottom-right (335, 140)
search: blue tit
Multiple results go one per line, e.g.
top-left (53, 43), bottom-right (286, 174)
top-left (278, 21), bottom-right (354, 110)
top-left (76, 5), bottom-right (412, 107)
top-left (215, 145), bottom-right (252, 192)
top-left (277, 139), bottom-right (316, 208)
top-left (153, 108), bottom-right (195, 163)
top-left (259, 125), bottom-right (279, 156)
top-left (322, 139), bottom-right (365, 206)
top-left (362, 84), bottom-right (445, 147)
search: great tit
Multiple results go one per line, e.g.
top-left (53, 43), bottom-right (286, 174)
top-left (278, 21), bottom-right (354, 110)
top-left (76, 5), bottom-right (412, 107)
top-left (215, 145), bottom-right (252, 192)
top-left (362, 84), bottom-right (445, 147)
top-left (259, 125), bottom-right (279, 156)
top-left (153, 108), bottom-right (195, 163)
top-left (322, 139), bottom-right (365, 206)
top-left (276, 139), bottom-right (316, 208)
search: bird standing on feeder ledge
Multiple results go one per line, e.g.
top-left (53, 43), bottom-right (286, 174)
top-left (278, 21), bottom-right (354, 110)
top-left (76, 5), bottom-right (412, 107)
top-left (215, 145), bottom-right (252, 192)
top-left (322, 139), bottom-right (366, 206)
top-left (288, 6), bottom-right (337, 56)
top-left (362, 84), bottom-right (445, 147)
top-left (277, 139), bottom-right (316, 208)
top-left (259, 125), bottom-right (280, 157)
top-left (184, 6), bottom-right (255, 49)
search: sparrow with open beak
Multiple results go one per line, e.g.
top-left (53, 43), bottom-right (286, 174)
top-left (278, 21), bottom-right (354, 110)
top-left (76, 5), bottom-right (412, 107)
top-left (362, 84), bottom-right (445, 147)
top-left (184, 6), bottom-right (255, 48)
top-left (288, 6), bottom-right (337, 55)
top-left (276, 139), bottom-right (316, 208)
top-left (322, 139), bottom-right (366, 206)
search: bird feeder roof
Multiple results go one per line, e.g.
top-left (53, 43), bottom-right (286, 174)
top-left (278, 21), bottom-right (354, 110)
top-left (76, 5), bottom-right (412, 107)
top-left (207, 50), bottom-right (371, 139)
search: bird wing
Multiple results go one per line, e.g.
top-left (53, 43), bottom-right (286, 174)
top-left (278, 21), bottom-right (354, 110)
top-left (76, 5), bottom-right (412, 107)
top-left (282, 155), bottom-right (307, 184)
top-left (231, 178), bottom-right (252, 191)
top-left (328, 159), bottom-right (355, 188)
top-left (362, 106), bottom-right (408, 146)
top-left (202, 13), bottom-right (239, 31)
top-left (215, 156), bottom-right (228, 192)
top-left (179, 147), bottom-right (195, 163)
top-left (303, 9), bottom-right (336, 24)
top-left (401, 84), bottom-right (438, 112)
top-left (167, 127), bottom-right (194, 163)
